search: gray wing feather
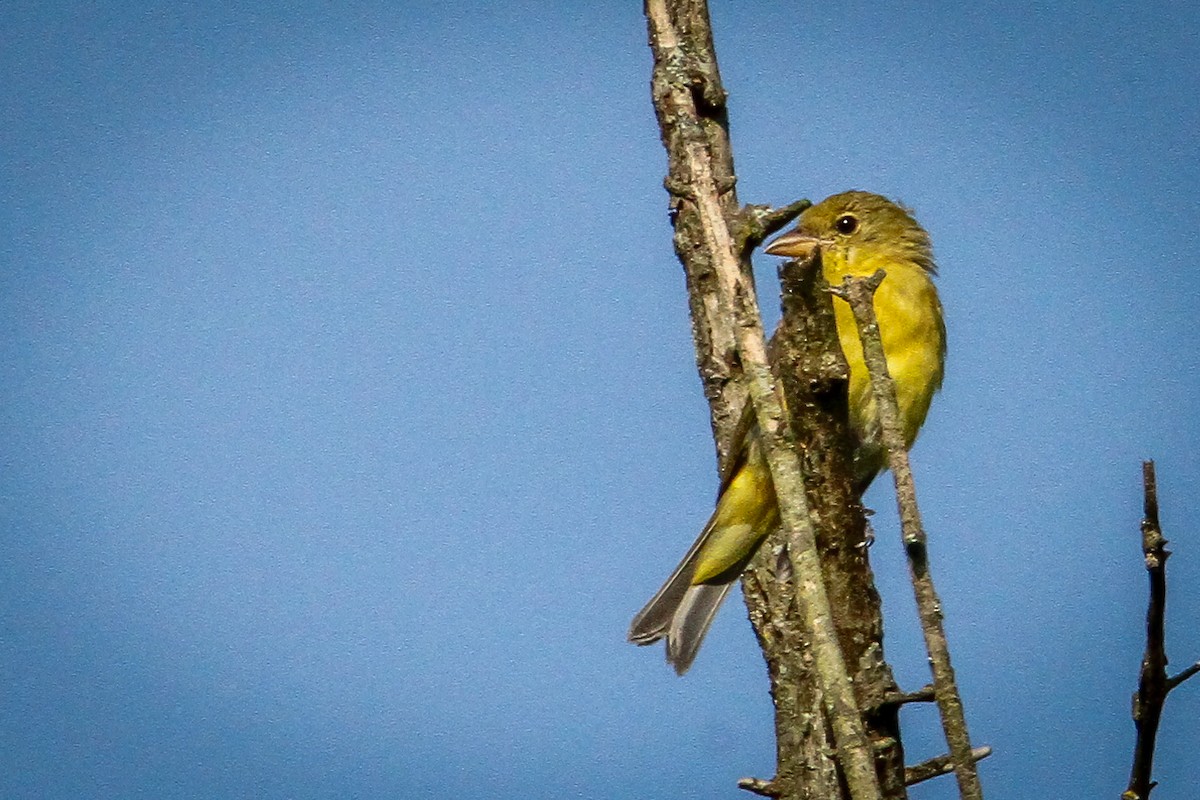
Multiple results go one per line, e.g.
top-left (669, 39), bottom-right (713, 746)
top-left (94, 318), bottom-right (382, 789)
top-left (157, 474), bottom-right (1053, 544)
top-left (628, 512), bottom-right (739, 675)
top-left (665, 582), bottom-right (736, 675)
top-left (627, 513), bottom-right (718, 646)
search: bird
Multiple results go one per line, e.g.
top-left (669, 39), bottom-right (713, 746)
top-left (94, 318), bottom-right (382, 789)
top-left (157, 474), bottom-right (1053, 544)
top-left (628, 190), bottom-right (946, 674)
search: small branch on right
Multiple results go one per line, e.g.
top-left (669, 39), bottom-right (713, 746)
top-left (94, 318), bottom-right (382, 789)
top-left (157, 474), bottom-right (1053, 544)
top-left (1123, 461), bottom-right (1199, 800)
top-left (830, 272), bottom-right (985, 800)
top-left (905, 746), bottom-right (993, 787)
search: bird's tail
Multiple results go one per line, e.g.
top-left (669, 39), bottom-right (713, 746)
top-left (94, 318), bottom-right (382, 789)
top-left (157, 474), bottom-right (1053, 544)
top-left (628, 514), bottom-right (740, 675)
top-left (630, 430), bottom-right (779, 674)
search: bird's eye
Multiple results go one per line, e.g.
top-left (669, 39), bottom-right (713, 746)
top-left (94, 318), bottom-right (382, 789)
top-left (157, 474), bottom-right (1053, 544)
top-left (835, 214), bottom-right (859, 235)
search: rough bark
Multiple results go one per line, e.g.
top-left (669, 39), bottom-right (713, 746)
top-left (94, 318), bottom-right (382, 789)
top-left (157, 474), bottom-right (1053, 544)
top-left (740, 259), bottom-right (906, 799)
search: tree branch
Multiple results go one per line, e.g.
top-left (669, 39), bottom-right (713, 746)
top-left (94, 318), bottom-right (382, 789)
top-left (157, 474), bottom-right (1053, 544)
top-left (643, 1), bottom-right (897, 798)
top-left (1124, 461), bottom-right (1197, 799)
top-left (904, 747), bottom-right (992, 787)
top-left (740, 256), bottom-right (907, 798)
top-left (643, 0), bottom-right (746, 466)
top-left (830, 272), bottom-right (985, 800)
top-left (1166, 661), bottom-right (1200, 692)
top-left (882, 684), bottom-right (936, 708)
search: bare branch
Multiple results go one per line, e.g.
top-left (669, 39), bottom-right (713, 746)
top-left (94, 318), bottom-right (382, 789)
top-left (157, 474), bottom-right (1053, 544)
top-left (735, 199), bottom-right (812, 256)
top-left (1124, 461), bottom-right (1196, 799)
top-left (643, 2), bottom-right (894, 798)
top-left (1166, 661), bottom-right (1200, 692)
top-left (747, 255), bottom-right (907, 798)
top-left (904, 747), bottom-right (992, 787)
top-left (830, 273), bottom-right (985, 800)
top-left (881, 684), bottom-right (936, 708)
top-left (737, 776), bottom-right (781, 797)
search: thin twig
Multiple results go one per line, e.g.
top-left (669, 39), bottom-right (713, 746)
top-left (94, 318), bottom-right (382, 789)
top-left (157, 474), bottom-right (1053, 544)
top-left (736, 200), bottom-right (813, 257)
top-left (881, 684), bottom-right (936, 708)
top-left (737, 777), bottom-right (781, 797)
top-left (904, 747), bottom-right (992, 786)
top-left (1166, 661), bottom-right (1200, 691)
top-left (831, 272), bottom-right (984, 800)
top-left (1123, 461), bottom-right (1197, 799)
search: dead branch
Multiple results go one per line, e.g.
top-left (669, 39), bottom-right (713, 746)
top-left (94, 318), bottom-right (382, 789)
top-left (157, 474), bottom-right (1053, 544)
top-left (643, 1), bottom-right (897, 797)
top-left (904, 747), bottom-right (992, 787)
top-left (830, 272), bottom-right (984, 800)
top-left (1124, 461), bottom-right (1199, 799)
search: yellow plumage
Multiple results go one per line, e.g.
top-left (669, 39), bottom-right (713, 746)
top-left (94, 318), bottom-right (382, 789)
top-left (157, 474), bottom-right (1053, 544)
top-left (629, 191), bottom-right (946, 674)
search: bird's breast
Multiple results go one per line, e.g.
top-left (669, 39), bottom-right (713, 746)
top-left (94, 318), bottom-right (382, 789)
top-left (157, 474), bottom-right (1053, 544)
top-left (831, 264), bottom-right (945, 450)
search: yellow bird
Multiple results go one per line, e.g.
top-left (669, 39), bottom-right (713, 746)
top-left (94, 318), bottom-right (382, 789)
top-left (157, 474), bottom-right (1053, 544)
top-left (628, 191), bottom-right (946, 674)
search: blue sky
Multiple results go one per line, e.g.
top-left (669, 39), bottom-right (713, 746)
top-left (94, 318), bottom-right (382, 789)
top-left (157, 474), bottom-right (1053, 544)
top-left (2, 2), bottom-right (1198, 798)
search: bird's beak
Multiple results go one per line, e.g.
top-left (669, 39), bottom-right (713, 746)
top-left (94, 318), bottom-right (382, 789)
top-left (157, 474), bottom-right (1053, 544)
top-left (764, 230), bottom-right (822, 260)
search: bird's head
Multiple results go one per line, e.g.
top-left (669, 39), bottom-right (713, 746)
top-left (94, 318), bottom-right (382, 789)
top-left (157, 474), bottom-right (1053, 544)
top-left (765, 191), bottom-right (936, 278)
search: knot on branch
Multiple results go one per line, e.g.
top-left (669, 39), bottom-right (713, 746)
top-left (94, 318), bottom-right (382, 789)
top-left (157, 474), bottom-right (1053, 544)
top-left (678, 46), bottom-right (727, 112)
top-left (654, 39), bottom-right (726, 116)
